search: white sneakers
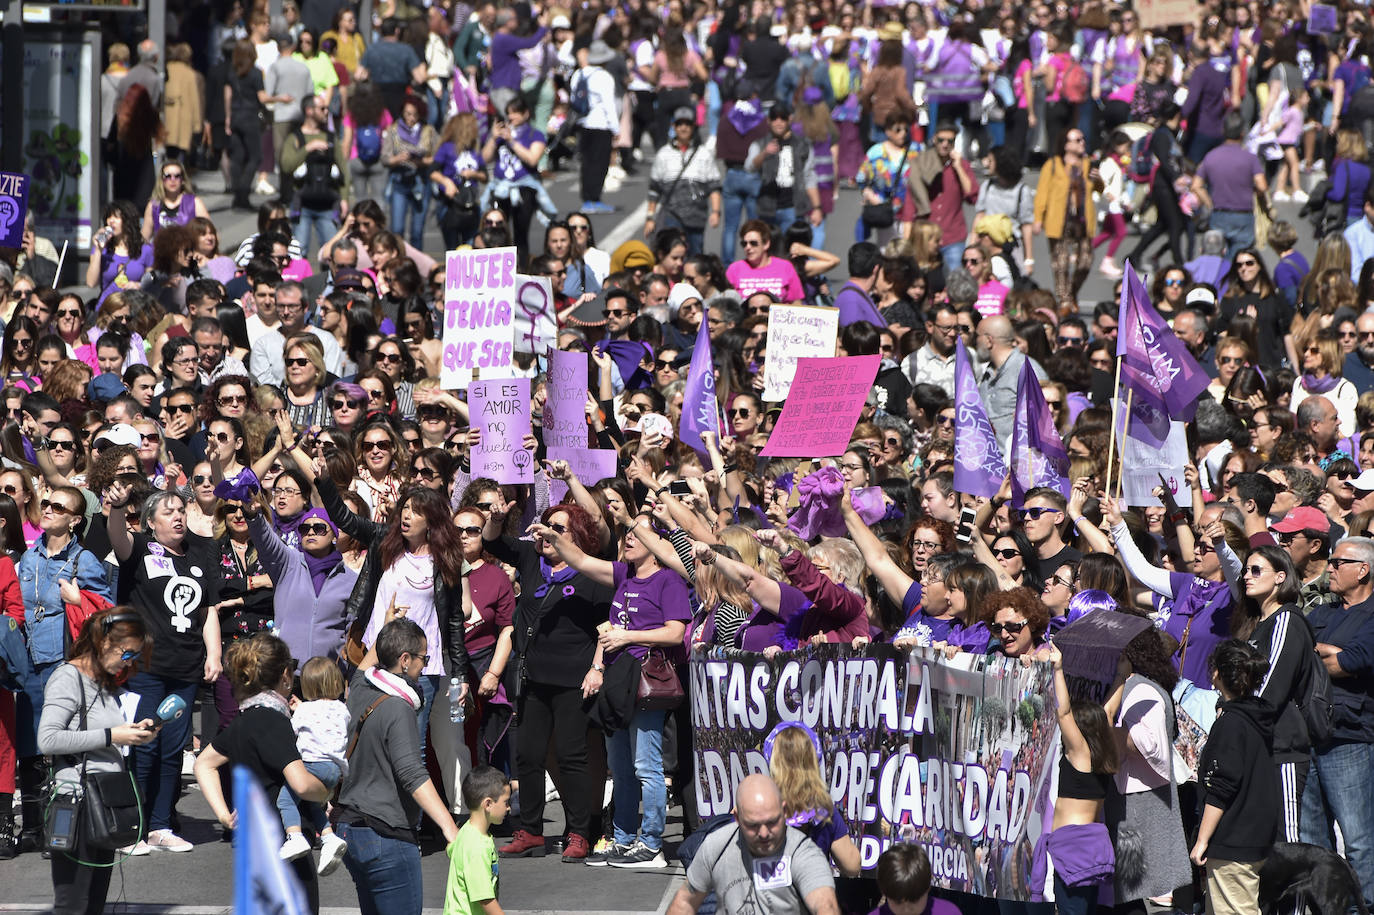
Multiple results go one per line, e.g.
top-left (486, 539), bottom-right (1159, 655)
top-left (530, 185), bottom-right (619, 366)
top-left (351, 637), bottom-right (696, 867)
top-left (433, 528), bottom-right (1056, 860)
top-left (280, 831), bottom-right (312, 861)
top-left (317, 833), bottom-right (348, 876)
top-left (145, 829), bottom-right (193, 852)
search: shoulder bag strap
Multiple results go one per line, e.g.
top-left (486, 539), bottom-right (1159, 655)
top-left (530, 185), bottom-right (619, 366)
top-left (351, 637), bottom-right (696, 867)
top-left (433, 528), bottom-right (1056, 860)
top-left (344, 695), bottom-right (391, 762)
top-left (661, 143), bottom-right (703, 224)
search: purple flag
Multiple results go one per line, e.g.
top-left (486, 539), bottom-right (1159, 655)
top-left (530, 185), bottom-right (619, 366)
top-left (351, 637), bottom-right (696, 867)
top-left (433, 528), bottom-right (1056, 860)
top-left (952, 337), bottom-right (1007, 498)
top-left (1010, 358), bottom-right (1071, 507)
top-left (1116, 261), bottom-right (1211, 447)
top-left (679, 313), bottom-right (721, 454)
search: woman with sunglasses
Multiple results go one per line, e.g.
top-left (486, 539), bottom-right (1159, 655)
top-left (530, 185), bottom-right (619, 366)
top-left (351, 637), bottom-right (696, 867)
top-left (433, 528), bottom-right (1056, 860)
top-left (281, 335), bottom-right (331, 430)
top-left (0, 469), bottom-right (41, 548)
top-left (0, 316), bottom-right (41, 394)
top-left (981, 528), bottom-right (1043, 592)
top-left (351, 420), bottom-right (407, 521)
top-left (986, 587), bottom-right (1050, 659)
top-left (1150, 265), bottom-right (1192, 320)
top-left (36, 608), bottom-right (155, 909)
top-left (1292, 333), bottom-right (1359, 438)
top-left (1218, 247), bottom-right (1295, 370)
top-left (1205, 336), bottom-right (1255, 405)
top-left (206, 495), bottom-right (275, 727)
top-left (325, 380), bottom-right (368, 437)
top-left (185, 461), bottom-right (220, 537)
top-left (141, 162), bottom-right (209, 242)
top-left (372, 337), bottom-right (417, 420)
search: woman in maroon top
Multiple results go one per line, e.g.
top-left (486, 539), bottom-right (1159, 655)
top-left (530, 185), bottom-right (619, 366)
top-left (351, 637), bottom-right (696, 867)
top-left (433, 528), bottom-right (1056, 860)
top-left (456, 506), bottom-right (517, 767)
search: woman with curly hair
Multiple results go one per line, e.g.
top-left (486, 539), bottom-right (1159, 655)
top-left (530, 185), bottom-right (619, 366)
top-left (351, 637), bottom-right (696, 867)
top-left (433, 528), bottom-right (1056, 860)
top-left (42, 360), bottom-right (93, 408)
top-left (142, 224), bottom-right (199, 313)
top-left (986, 587), bottom-right (1051, 658)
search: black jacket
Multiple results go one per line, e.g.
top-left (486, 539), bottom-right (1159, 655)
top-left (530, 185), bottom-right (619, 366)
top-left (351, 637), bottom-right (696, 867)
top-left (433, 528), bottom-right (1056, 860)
top-left (317, 476), bottom-right (470, 681)
top-left (1198, 695), bottom-right (1279, 862)
top-left (1249, 606), bottom-right (1313, 762)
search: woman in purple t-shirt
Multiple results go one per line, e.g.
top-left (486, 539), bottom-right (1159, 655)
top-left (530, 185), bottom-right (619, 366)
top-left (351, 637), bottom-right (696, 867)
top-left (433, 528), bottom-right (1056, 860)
top-left (533, 515), bottom-right (692, 868)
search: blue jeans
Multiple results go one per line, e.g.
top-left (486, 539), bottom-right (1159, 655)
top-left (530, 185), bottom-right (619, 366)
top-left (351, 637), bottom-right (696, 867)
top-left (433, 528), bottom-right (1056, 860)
top-left (705, 81), bottom-right (722, 138)
top-left (337, 822), bottom-right (424, 915)
top-left (416, 673), bottom-right (441, 760)
top-left (294, 207), bottom-right (337, 257)
top-left (1301, 741), bottom-right (1374, 905)
top-left (1188, 132), bottom-right (1224, 164)
top-left (277, 759), bottom-right (341, 833)
top-left (941, 241), bottom-right (967, 275)
top-left (773, 205), bottom-right (797, 237)
top-left (1209, 209), bottom-right (1256, 261)
top-left (387, 174), bottom-right (430, 250)
top-left (656, 210), bottom-right (706, 256)
top-left (608, 707), bottom-right (667, 851)
top-left (720, 168), bottom-right (760, 264)
top-left (128, 674), bottom-right (198, 832)
top-left (1053, 873), bottom-right (1101, 915)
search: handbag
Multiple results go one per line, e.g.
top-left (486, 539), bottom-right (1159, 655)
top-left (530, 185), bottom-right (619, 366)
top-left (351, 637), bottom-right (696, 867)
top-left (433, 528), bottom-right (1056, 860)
top-left (636, 650), bottom-right (684, 710)
top-left (48, 676), bottom-right (145, 852)
top-left (862, 144), bottom-right (910, 230)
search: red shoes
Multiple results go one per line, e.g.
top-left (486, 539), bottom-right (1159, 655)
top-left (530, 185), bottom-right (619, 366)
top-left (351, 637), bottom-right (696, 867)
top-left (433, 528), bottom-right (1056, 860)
top-left (561, 833), bottom-right (590, 862)
top-left (497, 829), bottom-right (546, 858)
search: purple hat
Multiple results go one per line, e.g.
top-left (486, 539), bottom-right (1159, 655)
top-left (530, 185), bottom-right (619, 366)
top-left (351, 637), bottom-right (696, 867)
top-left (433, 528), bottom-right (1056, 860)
top-left (802, 86), bottom-right (823, 105)
top-left (300, 507), bottom-right (337, 536)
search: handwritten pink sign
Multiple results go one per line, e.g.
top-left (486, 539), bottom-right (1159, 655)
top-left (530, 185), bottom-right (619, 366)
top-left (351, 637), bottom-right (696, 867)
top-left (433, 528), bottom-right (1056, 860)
top-left (548, 447), bottom-right (620, 504)
top-left (760, 355), bottom-right (880, 458)
top-left (544, 349), bottom-right (589, 452)
top-left (469, 377), bottom-right (534, 484)
top-left (441, 247), bottom-right (518, 388)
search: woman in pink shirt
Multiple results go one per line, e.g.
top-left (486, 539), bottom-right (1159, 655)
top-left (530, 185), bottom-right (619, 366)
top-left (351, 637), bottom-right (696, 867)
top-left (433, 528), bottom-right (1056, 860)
top-left (725, 220), bottom-right (806, 303)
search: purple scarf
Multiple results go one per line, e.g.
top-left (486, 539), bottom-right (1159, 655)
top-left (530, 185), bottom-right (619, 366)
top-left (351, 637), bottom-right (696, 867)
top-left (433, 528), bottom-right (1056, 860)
top-left (1302, 372), bottom-right (1340, 395)
top-left (298, 508), bottom-right (341, 596)
top-left (726, 100), bottom-right (767, 136)
top-left (396, 120), bottom-right (423, 147)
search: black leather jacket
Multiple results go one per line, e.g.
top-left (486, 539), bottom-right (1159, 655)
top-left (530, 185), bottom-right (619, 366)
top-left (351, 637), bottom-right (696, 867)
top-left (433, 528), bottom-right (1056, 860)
top-left (317, 476), bottom-right (470, 681)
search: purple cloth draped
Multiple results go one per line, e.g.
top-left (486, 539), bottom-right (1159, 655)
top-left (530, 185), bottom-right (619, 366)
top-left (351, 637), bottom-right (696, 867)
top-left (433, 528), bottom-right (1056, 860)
top-left (953, 337), bottom-right (1008, 498)
top-left (1010, 357), bottom-right (1071, 506)
top-left (678, 316), bottom-right (719, 454)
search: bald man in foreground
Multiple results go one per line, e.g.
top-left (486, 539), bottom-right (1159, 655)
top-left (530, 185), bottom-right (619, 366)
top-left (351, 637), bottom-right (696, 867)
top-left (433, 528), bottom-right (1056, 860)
top-left (666, 773), bottom-right (840, 915)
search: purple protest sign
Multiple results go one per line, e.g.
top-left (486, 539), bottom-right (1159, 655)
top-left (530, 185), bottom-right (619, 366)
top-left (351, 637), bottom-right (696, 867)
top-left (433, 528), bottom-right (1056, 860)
top-left (1010, 359), bottom-right (1071, 506)
top-left (953, 338), bottom-right (1007, 498)
top-left (0, 173), bottom-right (29, 250)
top-left (548, 448), bottom-right (620, 503)
top-left (469, 377), bottom-right (534, 485)
top-left (1309, 3), bottom-right (1338, 33)
top-left (441, 247), bottom-right (518, 388)
top-left (678, 314), bottom-right (720, 454)
top-left (544, 349), bottom-right (590, 452)
top-left (1116, 261), bottom-right (1211, 446)
top-left (761, 355), bottom-right (881, 458)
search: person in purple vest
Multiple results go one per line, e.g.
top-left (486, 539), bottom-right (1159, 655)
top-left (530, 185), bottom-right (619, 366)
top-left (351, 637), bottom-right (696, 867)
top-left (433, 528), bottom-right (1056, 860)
top-left (922, 19), bottom-right (991, 161)
top-left (140, 162), bottom-right (210, 241)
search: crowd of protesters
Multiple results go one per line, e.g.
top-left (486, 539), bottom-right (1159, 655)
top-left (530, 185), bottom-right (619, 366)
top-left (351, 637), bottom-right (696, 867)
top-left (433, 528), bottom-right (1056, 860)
top-left (11, 0), bottom-right (1374, 914)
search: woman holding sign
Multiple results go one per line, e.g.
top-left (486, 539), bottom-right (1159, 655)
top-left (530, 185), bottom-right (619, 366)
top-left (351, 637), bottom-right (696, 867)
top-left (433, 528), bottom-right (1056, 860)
top-left (315, 475), bottom-right (469, 761)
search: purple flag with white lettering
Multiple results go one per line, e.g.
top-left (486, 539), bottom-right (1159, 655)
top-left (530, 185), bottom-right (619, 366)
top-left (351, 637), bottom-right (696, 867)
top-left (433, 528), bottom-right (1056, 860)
top-left (679, 313), bottom-right (721, 454)
top-left (953, 338), bottom-right (1007, 498)
top-left (1116, 261), bottom-right (1211, 446)
top-left (1010, 358), bottom-right (1071, 507)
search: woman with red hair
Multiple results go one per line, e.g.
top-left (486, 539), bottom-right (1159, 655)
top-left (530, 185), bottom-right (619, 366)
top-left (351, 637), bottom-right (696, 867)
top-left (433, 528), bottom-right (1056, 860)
top-left (481, 499), bottom-right (614, 864)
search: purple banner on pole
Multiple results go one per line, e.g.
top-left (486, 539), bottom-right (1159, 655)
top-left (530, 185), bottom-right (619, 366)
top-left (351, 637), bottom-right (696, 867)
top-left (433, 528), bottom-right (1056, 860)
top-left (1010, 359), bottom-right (1071, 507)
top-left (952, 338), bottom-right (1007, 498)
top-left (544, 349), bottom-right (589, 452)
top-left (469, 377), bottom-right (534, 485)
top-left (0, 173), bottom-right (29, 249)
top-left (679, 314), bottom-right (721, 454)
top-left (1116, 261), bottom-right (1211, 446)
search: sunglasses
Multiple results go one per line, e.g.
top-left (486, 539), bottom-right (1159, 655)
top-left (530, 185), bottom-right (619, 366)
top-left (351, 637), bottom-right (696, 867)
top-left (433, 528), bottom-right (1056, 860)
top-left (120, 649), bottom-right (142, 663)
top-left (286, 357), bottom-right (312, 368)
top-left (362, 440), bottom-right (392, 451)
top-left (1164, 278), bottom-right (1185, 286)
top-left (547, 521), bottom-right (568, 534)
top-left (740, 239), bottom-right (766, 248)
top-left (988, 620), bottom-right (1028, 635)
top-left (936, 415), bottom-right (955, 426)
top-left (483, 218), bottom-right (506, 228)
top-left (414, 467), bottom-right (438, 481)
top-left (1236, 259), bottom-right (1258, 267)
top-left (961, 257), bottom-right (984, 266)
top-left (162, 172), bottom-right (183, 180)
top-left (40, 498), bottom-right (76, 516)
top-left (192, 474), bottom-right (213, 486)
top-left (48, 439), bottom-right (75, 451)
top-left (569, 223), bottom-right (590, 232)
top-left (211, 431), bottom-right (234, 443)
top-left (56, 309), bottom-right (81, 319)
top-left (654, 359), bottom-right (676, 371)
top-left (728, 408), bottom-right (754, 418)
top-left (218, 394), bottom-right (248, 406)
top-left (475, 501), bottom-right (494, 512)
top-left (1243, 564), bottom-right (1271, 578)
top-left (298, 522), bottom-right (332, 537)
top-left (603, 308), bottom-right (630, 318)
top-left (1330, 557), bottom-right (1368, 568)
top-left (331, 399), bottom-right (362, 411)
top-left (1218, 355), bottom-right (1246, 366)
top-left (1056, 335), bottom-right (1082, 346)
top-left (418, 405), bottom-right (450, 419)
top-left (378, 352), bottom-right (403, 363)
top-left (140, 433), bottom-right (159, 444)
top-left (1014, 507), bottom-right (1057, 519)
top-left (1044, 576), bottom-right (1075, 590)
top-left (456, 524), bottom-right (483, 536)
top-left (991, 548), bottom-right (1020, 559)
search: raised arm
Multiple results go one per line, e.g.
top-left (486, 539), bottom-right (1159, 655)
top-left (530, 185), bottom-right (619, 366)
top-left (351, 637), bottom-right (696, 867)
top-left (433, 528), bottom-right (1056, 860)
top-left (104, 479), bottom-right (135, 562)
top-left (840, 494), bottom-right (914, 603)
top-left (529, 520), bottom-right (617, 587)
top-left (546, 458), bottom-right (612, 549)
top-left (708, 545), bottom-right (783, 611)
top-left (315, 474), bottom-right (385, 544)
top-left (1104, 497), bottom-right (1177, 598)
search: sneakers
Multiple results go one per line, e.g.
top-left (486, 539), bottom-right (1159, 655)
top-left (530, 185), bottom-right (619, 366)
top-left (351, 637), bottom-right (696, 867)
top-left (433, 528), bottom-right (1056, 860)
top-left (254, 178), bottom-right (277, 196)
top-left (317, 833), bottom-right (348, 875)
top-left (1272, 190), bottom-right (1292, 203)
top-left (497, 828), bottom-right (547, 858)
top-left (579, 201), bottom-right (615, 215)
top-left (1292, 189), bottom-right (1310, 204)
top-left (120, 840), bottom-right (151, 856)
top-left (561, 833), bottom-right (590, 862)
top-left (608, 840), bottom-right (667, 869)
top-left (585, 838), bottom-right (628, 867)
top-left (146, 829), bottom-right (193, 852)
top-left (1099, 256), bottom-right (1123, 279)
top-left (280, 831), bottom-right (312, 861)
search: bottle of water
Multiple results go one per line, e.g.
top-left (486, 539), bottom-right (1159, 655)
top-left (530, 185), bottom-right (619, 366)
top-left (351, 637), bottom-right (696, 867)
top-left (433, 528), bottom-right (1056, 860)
top-left (449, 677), bottom-right (465, 724)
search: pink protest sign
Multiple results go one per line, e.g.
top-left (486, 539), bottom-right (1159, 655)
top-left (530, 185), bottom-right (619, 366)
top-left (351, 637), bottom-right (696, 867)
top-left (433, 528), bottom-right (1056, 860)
top-left (442, 247), bottom-right (518, 389)
top-left (469, 377), bottom-right (534, 484)
top-left (548, 447), bottom-right (620, 503)
top-left (760, 355), bottom-right (880, 458)
top-left (544, 349), bottom-right (589, 452)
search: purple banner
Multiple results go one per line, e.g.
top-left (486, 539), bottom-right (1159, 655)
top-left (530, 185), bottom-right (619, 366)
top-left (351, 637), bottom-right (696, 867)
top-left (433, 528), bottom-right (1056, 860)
top-left (1010, 359), bottom-right (1071, 507)
top-left (1116, 261), bottom-right (1211, 446)
top-left (679, 314), bottom-right (721, 454)
top-left (0, 173), bottom-right (29, 249)
top-left (952, 338), bottom-right (1007, 498)
top-left (469, 377), bottom-right (534, 485)
top-left (544, 349), bottom-right (589, 452)
top-left (548, 447), bottom-right (620, 504)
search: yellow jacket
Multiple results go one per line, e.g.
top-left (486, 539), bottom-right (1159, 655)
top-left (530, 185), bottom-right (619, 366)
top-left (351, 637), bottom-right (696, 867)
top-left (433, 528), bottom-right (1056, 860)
top-left (163, 61), bottom-right (204, 152)
top-left (1032, 155), bottom-right (1101, 240)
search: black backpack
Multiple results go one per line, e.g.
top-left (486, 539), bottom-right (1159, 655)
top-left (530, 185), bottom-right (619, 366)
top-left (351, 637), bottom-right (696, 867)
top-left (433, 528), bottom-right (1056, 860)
top-left (1294, 611), bottom-right (1335, 747)
top-left (295, 129), bottom-right (339, 211)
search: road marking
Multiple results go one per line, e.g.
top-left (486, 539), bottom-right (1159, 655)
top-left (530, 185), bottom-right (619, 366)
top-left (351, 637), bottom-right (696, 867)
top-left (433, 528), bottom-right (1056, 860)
top-left (601, 199), bottom-right (650, 252)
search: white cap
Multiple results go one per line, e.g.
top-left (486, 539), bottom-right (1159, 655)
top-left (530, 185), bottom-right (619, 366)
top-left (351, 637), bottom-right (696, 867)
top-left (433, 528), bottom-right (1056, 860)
top-left (96, 423), bottom-right (142, 449)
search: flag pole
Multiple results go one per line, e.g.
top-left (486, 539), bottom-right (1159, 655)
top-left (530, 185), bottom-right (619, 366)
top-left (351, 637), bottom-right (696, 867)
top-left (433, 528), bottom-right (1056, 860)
top-left (1115, 388), bottom-right (1133, 501)
top-left (1104, 356), bottom-right (1125, 498)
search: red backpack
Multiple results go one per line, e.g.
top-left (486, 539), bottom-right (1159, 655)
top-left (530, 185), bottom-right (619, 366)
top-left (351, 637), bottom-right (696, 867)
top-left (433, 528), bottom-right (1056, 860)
top-left (1061, 58), bottom-right (1091, 104)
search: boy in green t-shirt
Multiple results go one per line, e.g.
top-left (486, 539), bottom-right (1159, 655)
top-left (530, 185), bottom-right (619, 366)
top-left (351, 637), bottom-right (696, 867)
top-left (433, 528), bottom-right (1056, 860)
top-left (444, 766), bottom-right (512, 915)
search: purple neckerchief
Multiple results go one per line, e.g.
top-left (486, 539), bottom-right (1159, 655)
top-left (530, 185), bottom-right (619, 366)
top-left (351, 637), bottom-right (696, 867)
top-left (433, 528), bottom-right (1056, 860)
top-left (396, 120), bottom-right (423, 147)
top-left (1302, 372), bottom-right (1340, 395)
top-left (214, 468), bottom-right (261, 502)
top-left (726, 99), bottom-right (767, 136)
top-left (274, 509), bottom-right (306, 551)
top-left (533, 556), bottom-right (578, 600)
top-left (599, 339), bottom-right (654, 390)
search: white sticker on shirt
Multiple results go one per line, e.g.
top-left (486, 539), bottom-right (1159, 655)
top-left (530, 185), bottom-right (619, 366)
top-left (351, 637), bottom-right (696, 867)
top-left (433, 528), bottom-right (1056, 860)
top-left (145, 556), bottom-right (175, 579)
top-left (752, 854), bottom-right (793, 892)
top-left (163, 576), bottom-right (203, 634)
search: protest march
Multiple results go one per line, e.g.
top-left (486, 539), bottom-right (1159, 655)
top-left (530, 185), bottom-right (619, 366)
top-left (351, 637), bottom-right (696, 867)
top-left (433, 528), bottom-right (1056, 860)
top-left (8, 0), bottom-right (1374, 914)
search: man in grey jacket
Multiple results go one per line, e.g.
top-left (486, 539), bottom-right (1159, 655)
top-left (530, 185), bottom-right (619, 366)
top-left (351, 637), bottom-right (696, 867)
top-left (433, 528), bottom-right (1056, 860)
top-left (745, 103), bottom-right (822, 239)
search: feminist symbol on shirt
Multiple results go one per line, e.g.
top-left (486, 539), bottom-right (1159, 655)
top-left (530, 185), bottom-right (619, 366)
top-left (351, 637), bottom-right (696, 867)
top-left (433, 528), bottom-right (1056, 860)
top-left (164, 576), bottom-right (203, 634)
